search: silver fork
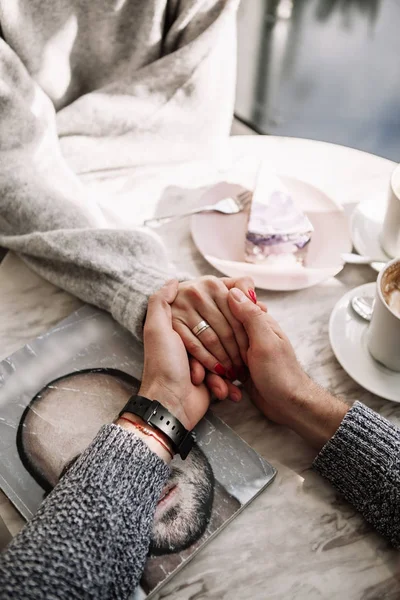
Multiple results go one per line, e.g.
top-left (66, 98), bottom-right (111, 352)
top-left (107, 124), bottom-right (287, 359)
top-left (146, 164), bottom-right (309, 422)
top-left (143, 191), bottom-right (252, 227)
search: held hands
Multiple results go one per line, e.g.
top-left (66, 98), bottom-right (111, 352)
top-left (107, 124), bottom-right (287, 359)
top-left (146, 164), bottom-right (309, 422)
top-left (143, 278), bottom-right (313, 433)
top-left (139, 279), bottom-right (247, 429)
top-left (171, 276), bottom-right (265, 381)
top-left (139, 280), bottom-right (212, 432)
top-left (139, 277), bottom-right (348, 452)
top-left (124, 280), bottom-right (250, 463)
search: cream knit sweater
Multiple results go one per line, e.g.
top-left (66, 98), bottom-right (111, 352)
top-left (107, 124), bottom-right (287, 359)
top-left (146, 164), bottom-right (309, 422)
top-left (0, 0), bottom-right (238, 339)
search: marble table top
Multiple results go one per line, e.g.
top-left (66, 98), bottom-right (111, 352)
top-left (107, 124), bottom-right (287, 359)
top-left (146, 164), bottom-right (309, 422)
top-left (1, 135), bottom-right (399, 599)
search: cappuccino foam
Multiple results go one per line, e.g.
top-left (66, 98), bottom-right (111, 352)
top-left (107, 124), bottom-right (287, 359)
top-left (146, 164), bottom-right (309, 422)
top-left (381, 262), bottom-right (400, 319)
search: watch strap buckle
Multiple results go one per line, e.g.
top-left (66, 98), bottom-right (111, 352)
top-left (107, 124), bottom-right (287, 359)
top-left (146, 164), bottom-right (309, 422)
top-left (143, 401), bottom-right (160, 422)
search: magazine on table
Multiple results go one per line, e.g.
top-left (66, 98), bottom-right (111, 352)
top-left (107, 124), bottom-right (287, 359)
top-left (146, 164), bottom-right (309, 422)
top-left (0, 306), bottom-right (276, 598)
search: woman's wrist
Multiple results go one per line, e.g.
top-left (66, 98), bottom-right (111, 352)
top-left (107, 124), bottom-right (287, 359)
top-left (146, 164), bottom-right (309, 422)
top-left (116, 413), bottom-right (173, 464)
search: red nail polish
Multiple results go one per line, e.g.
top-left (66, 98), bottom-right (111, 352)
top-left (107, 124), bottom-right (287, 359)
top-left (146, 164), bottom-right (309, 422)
top-left (227, 367), bottom-right (238, 381)
top-left (215, 363), bottom-right (226, 376)
top-left (248, 289), bottom-right (257, 304)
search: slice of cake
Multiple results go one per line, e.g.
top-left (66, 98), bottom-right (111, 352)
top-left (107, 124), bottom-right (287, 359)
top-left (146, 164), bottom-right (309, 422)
top-left (245, 167), bottom-right (313, 263)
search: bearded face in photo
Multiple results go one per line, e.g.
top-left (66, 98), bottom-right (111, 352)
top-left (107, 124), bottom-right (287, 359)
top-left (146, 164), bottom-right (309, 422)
top-left (18, 369), bottom-right (215, 556)
top-left (150, 444), bottom-right (214, 555)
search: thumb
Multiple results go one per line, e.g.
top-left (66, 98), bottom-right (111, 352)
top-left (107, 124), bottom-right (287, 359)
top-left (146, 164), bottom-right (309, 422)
top-left (157, 278), bottom-right (180, 303)
top-left (228, 288), bottom-right (270, 340)
top-left (145, 279), bottom-right (179, 330)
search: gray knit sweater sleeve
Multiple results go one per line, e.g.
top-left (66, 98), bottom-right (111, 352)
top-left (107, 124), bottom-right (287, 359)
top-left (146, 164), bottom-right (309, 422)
top-left (313, 401), bottom-right (400, 547)
top-left (0, 424), bottom-right (170, 599)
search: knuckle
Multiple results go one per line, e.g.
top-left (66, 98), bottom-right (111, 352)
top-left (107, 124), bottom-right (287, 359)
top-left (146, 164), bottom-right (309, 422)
top-left (204, 330), bottom-right (219, 346)
top-left (207, 277), bottom-right (223, 292)
top-left (185, 285), bottom-right (202, 302)
top-left (186, 340), bottom-right (200, 355)
top-left (221, 329), bottom-right (235, 345)
top-left (170, 294), bottom-right (185, 310)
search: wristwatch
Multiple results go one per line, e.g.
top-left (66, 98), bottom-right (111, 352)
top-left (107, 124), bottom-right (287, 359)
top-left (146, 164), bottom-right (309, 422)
top-left (119, 395), bottom-right (195, 459)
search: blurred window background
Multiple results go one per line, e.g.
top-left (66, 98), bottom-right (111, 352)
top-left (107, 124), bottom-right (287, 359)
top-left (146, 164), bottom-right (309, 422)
top-left (235, 0), bottom-right (400, 160)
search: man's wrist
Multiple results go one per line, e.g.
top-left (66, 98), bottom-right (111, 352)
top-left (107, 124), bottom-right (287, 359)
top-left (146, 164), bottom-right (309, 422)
top-left (288, 380), bottom-right (349, 450)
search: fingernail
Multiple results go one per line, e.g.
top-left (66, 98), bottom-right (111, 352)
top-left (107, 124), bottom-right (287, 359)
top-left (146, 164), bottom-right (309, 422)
top-left (231, 288), bottom-right (248, 303)
top-left (248, 289), bottom-right (257, 304)
top-left (226, 367), bottom-right (238, 381)
top-left (230, 391), bottom-right (241, 402)
top-left (215, 363), bottom-right (226, 376)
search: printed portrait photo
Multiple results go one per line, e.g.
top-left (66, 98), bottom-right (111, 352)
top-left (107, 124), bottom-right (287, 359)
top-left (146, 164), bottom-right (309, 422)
top-left (17, 368), bottom-right (241, 595)
top-left (0, 307), bottom-right (275, 599)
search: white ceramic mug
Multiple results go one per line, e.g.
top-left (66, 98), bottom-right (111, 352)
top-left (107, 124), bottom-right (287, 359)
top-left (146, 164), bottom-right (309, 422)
top-left (368, 257), bottom-right (400, 371)
top-left (381, 163), bottom-right (400, 258)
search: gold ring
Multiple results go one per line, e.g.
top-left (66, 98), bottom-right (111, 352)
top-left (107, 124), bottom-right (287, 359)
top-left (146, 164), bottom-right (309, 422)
top-left (192, 320), bottom-right (210, 337)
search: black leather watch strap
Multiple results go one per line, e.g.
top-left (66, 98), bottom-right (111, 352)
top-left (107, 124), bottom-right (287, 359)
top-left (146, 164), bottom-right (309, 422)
top-left (119, 395), bottom-right (194, 460)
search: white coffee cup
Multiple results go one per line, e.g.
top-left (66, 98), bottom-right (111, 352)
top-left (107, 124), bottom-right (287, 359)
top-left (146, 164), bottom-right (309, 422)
top-left (381, 163), bottom-right (400, 258)
top-left (368, 257), bottom-right (400, 371)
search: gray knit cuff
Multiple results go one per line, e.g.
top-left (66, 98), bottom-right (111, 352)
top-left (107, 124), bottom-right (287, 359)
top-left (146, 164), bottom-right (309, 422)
top-left (313, 401), bottom-right (400, 505)
top-left (69, 423), bottom-right (170, 488)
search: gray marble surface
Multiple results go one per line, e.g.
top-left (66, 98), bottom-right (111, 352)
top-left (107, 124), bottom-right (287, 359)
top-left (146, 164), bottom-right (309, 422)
top-left (1, 135), bottom-right (399, 599)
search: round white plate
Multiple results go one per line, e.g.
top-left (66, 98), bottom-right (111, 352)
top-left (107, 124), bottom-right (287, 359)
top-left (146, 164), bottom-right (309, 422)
top-left (350, 196), bottom-right (391, 272)
top-left (190, 177), bottom-right (352, 291)
top-left (329, 282), bottom-right (400, 402)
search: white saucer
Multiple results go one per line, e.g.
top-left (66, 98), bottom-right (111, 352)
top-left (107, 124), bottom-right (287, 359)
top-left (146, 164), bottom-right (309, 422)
top-left (329, 282), bottom-right (400, 402)
top-left (191, 178), bottom-right (351, 291)
top-left (350, 197), bottom-right (391, 272)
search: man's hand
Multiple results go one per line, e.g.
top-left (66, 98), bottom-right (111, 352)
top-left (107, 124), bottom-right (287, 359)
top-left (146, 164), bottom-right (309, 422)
top-left (227, 288), bottom-right (349, 449)
top-left (139, 280), bottom-right (211, 431)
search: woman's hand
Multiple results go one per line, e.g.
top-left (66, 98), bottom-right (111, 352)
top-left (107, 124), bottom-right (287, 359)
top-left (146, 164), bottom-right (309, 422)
top-left (171, 275), bottom-right (261, 380)
top-left (138, 280), bottom-right (211, 431)
top-left (227, 288), bottom-right (348, 449)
